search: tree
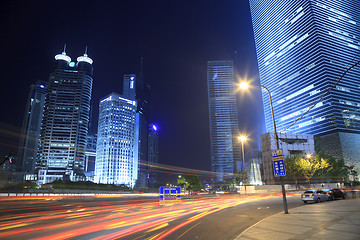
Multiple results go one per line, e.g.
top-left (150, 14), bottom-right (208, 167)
top-left (284, 155), bottom-right (302, 189)
top-left (177, 175), bottom-right (202, 192)
top-left (296, 154), bottom-right (331, 187)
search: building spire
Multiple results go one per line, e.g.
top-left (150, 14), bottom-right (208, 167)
top-left (62, 43), bottom-right (67, 54)
top-left (77, 46), bottom-right (93, 64)
top-left (139, 55), bottom-right (144, 82)
top-left (55, 43), bottom-right (71, 62)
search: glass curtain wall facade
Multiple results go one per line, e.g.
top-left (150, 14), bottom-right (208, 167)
top-left (37, 50), bottom-right (93, 184)
top-left (123, 72), bottom-right (151, 188)
top-left (249, 1), bottom-right (360, 168)
top-left (17, 81), bottom-right (47, 174)
top-left (95, 93), bottom-right (138, 187)
top-left (207, 60), bottom-right (241, 181)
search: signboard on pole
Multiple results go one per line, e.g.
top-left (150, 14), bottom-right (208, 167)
top-left (159, 186), bottom-right (181, 205)
top-left (272, 149), bottom-right (286, 177)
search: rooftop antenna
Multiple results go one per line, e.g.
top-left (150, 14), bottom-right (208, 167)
top-left (84, 46), bottom-right (88, 57)
top-left (139, 55), bottom-right (144, 82)
top-left (62, 43), bottom-right (67, 54)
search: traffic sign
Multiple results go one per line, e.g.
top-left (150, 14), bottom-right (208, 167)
top-left (159, 186), bottom-right (181, 205)
top-left (272, 149), bottom-right (286, 177)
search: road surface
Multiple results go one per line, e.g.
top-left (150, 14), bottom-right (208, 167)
top-left (0, 193), bottom-right (303, 239)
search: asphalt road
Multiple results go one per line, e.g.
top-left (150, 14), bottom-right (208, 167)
top-left (0, 193), bottom-right (304, 240)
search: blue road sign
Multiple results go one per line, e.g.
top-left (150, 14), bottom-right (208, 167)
top-left (159, 186), bottom-right (181, 205)
top-left (272, 150), bottom-right (286, 177)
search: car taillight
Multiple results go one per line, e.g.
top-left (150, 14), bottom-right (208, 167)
top-left (311, 194), bottom-right (314, 197)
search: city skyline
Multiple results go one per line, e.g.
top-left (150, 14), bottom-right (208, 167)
top-left (1, 1), bottom-right (263, 173)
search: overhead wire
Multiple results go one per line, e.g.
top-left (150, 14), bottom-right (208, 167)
top-left (280, 52), bottom-right (360, 133)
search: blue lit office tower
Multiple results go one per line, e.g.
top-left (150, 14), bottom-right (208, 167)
top-left (17, 81), bottom-right (47, 175)
top-left (95, 93), bottom-right (138, 187)
top-left (249, 1), bottom-right (360, 168)
top-left (207, 60), bottom-right (241, 181)
top-left (37, 49), bottom-right (93, 184)
top-left (123, 70), bottom-right (151, 188)
top-left (148, 124), bottom-right (159, 187)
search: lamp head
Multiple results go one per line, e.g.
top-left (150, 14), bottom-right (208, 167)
top-left (239, 82), bottom-right (249, 89)
top-left (238, 136), bottom-right (247, 142)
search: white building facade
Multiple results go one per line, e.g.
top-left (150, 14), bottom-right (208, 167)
top-left (94, 93), bottom-right (138, 187)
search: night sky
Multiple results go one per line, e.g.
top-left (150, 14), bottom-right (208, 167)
top-left (0, 0), bottom-right (265, 172)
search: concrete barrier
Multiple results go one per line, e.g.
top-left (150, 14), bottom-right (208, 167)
top-left (346, 190), bottom-right (360, 199)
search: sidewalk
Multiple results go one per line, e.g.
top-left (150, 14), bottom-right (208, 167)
top-left (236, 198), bottom-right (360, 240)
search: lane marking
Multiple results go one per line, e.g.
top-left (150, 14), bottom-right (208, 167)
top-left (176, 221), bottom-right (201, 240)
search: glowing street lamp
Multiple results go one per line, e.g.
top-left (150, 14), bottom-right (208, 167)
top-left (239, 81), bottom-right (288, 214)
top-left (239, 82), bottom-right (249, 89)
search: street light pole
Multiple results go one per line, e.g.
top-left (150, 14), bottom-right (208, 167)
top-left (238, 136), bottom-right (247, 194)
top-left (241, 140), bottom-right (245, 171)
top-left (238, 136), bottom-right (247, 172)
top-left (240, 82), bottom-right (288, 214)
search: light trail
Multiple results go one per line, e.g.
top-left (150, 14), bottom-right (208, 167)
top-left (0, 193), bottom-right (298, 239)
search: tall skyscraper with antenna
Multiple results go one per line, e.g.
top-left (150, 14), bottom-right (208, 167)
top-left (37, 46), bottom-right (93, 184)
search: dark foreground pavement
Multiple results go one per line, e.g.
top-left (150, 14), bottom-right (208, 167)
top-left (235, 198), bottom-right (360, 240)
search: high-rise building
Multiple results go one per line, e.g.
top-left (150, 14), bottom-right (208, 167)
top-left (17, 81), bottom-right (47, 175)
top-left (249, 1), bottom-right (360, 170)
top-left (207, 60), bottom-right (241, 181)
top-left (148, 124), bottom-right (159, 187)
top-left (123, 68), bottom-right (151, 188)
top-left (94, 93), bottom-right (138, 187)
top-left (122, 74), bottom-right (136, 100)
top-left (84, 134), bottom-right (97, 181)
top-left (37, 48), bottom-right (93, 184)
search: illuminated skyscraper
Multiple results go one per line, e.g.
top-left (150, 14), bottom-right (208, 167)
top-left (207, 60), bottom-right (241, 181)
top-left (123, 65), bottom-right (151, 188)
top-left (249, 1), bottom-right (360, 169)
top-left (94, 93), bottom-right (138, 187)
top-left (37, 48), bottom-right (93, 184)
top-left (17, 81), bottom-right (47, 175)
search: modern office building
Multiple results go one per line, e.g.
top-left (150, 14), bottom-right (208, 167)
top-left (148, 124), bottom-right (159, 188)
top-left (37, 48), bottom-right (93, 184)
top-left (249, 1), bottom-right (360, 172)
top-left (123, 69), bottom-right (151, 188)
top-left (17, 81), bottom-right (47, 175)
top-left (207, 60), bottom-right (241, 181)
top-left (94, 93), bottom-right (138, 187)
top-left (84, 134), bottom-right (97, 181)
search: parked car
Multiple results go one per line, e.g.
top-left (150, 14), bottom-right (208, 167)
top-left (326, 188), bottom-right (346, 200)
top-left (301, 190), bottom-right (330, 203)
